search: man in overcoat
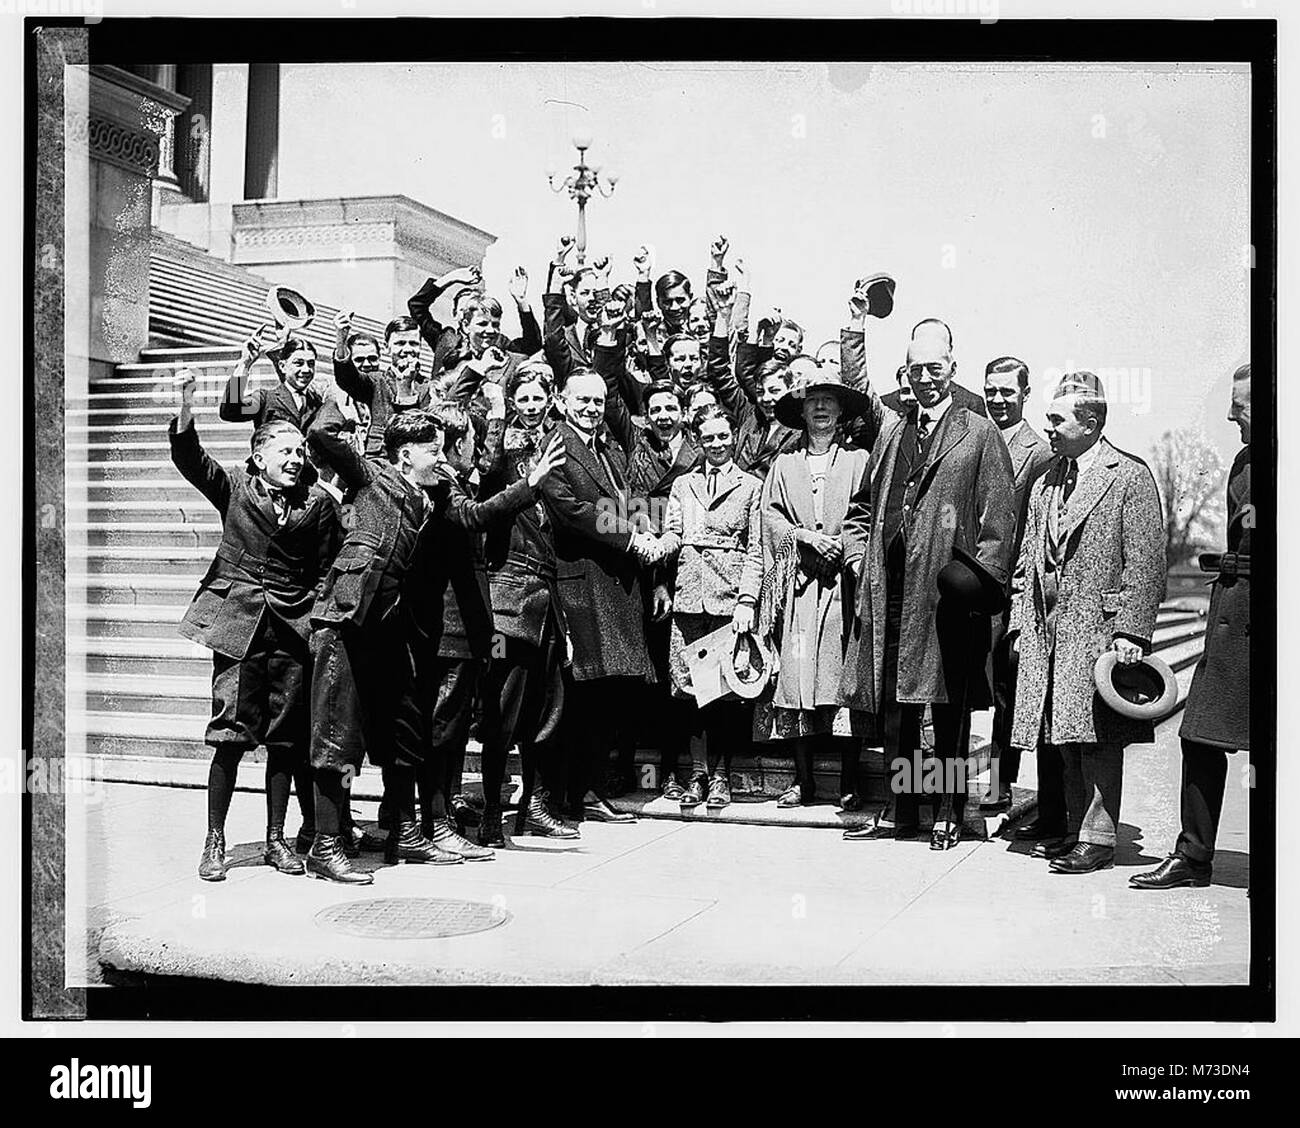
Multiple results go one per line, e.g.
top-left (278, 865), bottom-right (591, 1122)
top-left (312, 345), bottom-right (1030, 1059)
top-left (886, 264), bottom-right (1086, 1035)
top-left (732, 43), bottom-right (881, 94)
top-left (1008, 372), bottom-right (1166, 874)
top-left (980, 356), bottom-right (1054, 811)
top-left (1132, 363), bottom-right (1252, 889)
top-left (540, 368), bottom-right (659, 823)
top-left (841, 320), bottom-right (1016, 847)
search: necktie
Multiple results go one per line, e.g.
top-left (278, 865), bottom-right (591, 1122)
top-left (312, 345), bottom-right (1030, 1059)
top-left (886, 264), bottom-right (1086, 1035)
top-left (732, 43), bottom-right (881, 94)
top-left (583, 322), bottom-right (598, 358)
top-left (917, 412), bottom-right (932, 455)
top-left (267, 488), bottom-right (288, 526)
top-left (708, 466), bottom-right (721, 500)
top-left (1061, 458), bottom-right (1079, 507)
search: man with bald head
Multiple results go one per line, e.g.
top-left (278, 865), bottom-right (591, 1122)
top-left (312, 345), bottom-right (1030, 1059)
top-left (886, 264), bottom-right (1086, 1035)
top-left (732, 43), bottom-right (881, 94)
top-left (841, 317), bottom-right (1016, 848)
top-left (540, 368), bottom-right (659, 824)
top-left (878, 321), bottom-right (987, 419)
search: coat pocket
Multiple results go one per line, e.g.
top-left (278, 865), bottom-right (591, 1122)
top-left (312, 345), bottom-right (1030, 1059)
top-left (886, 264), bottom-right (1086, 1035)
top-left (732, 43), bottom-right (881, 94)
top-left (326, 553), bottom-right (375, 617)
top-left (1100, 590), bottom-right (1126, 617)
top-left (188, 577), bottom-right (233, 629)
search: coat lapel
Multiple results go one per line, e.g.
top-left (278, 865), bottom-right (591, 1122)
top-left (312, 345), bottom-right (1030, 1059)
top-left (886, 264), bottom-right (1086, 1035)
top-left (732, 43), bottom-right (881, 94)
top-left (921, 404), bottom-right (969, 482)
top-left (564, 424), bottom-right (614, 495)
top-left (1062, 439), bottom-right (1121, 541)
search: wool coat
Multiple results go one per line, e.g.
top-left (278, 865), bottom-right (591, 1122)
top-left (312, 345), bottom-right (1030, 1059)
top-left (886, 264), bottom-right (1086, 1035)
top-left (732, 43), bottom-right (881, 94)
top-left (539, 420), bottom-right (656, 683)
top-left (839, 396), bottom-right (1017, 711)
top-left (333, 356), bottom-right (436, 460)
top-left (762, 442), bottom-right (871, 711)
top-left (171, 418), bottom-right (341, 660)
top-left (1009, 438), bottom-right (1167, 748)
top-left (1179, 444), bottom-right (1251, 751)
top-left (660, 462), bottom-right (765, 616)
top-left (218, 376), bottom-right (327, 435)
top-left (704, 333), bottom-right (802, 478)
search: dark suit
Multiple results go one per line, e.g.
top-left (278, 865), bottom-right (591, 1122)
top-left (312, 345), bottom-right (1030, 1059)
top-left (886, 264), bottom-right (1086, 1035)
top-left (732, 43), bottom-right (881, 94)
top-left (171, 418), bottom-right (341, 755)
top-left (407, 461), bottom-right (538, 807)
top-left (541, 418), bottom-right (656, 811)
top-left (1175, 444), bottom-right (1251, 863)
top-left (988, 421), bottom-right (1054, 791)
top-left (408, 274), bottom-right (542, 377)
top-left (219, 376), bottom-right (327, 433)
top-left (704, 333), bottom-right (801, 477)
top-left (306, 409), bottom-right (433, 777)
top-left (333, 356), bottom-right (435, 460)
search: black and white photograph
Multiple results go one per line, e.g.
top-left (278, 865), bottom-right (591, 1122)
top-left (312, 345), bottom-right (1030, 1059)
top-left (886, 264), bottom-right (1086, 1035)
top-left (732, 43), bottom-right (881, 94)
top-left (4, 0), bottom-right (1292, 1093)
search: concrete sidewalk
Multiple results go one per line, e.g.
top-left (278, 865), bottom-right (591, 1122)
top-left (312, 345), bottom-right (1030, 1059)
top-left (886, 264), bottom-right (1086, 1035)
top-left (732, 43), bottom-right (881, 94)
top-left (86, 715), bottom-right (1249, 988)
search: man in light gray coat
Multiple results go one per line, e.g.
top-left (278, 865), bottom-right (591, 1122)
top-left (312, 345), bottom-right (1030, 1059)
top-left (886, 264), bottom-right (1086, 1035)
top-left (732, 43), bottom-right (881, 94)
top-left (1008, 371), bottom-right (1166, 874)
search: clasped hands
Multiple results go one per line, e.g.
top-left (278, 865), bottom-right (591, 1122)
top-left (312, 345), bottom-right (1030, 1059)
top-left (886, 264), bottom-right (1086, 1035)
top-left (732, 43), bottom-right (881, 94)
top-left (629, 529), bottom-right (668, 565)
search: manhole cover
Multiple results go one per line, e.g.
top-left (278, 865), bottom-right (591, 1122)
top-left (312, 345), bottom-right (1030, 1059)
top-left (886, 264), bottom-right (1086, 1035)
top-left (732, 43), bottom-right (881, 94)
top-left (314, 897), bottom-right (510, 940)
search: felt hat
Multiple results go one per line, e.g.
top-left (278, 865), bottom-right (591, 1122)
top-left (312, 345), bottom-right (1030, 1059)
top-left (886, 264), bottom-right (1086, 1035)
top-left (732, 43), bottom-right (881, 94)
top-left (857, 273), bottom-right (896, 319)
top-left (774, 366), bottom-right (871, 430)
top-left (1093, 651), bottom-right (1179, 722)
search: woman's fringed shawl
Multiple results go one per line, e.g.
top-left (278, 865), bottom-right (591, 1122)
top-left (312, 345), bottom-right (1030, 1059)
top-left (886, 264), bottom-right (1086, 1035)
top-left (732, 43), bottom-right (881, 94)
top-left (756, 527), bottom-right (799, 643)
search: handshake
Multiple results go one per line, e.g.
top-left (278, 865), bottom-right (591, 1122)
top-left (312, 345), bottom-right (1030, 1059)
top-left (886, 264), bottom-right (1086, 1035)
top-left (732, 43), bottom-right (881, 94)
top-left (629, 528), bottom-right (669, 565)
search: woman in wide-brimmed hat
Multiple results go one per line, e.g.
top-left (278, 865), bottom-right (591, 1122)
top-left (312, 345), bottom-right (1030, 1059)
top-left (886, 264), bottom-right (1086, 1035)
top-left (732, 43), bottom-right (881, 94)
top-left (756, 358), bottom-right (873, 808)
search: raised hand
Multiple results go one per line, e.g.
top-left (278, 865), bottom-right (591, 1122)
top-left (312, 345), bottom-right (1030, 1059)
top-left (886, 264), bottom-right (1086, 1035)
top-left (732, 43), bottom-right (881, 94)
top-left (591, 254), bottom-right (611, 282)
top-left (732, 257), bottom-right (749, 292)
top-left (555, 234), bottom-right (576, 266)
top-left (641, 311), bottom-right (666, 354)
top-left (175, 367), bottom-right (198, 403)
top-left (708, 278), bottom-right (737, 313)
top-left (599, 299), bottom-right (627, 333)
top-left (632, 244), bottom-right (653, 281)
top-left (242, 333), bottom-right (265, 365)
top-left (508, 266), bottom-right (529, 305)
top-left (526, 431), bottom-right (567, 488)
top-left (480, 344), bottom-right (510, 373)
top-left (848, 280), bottom-right (872, 322)
top-left (710, 234), bottom-right (729, 267)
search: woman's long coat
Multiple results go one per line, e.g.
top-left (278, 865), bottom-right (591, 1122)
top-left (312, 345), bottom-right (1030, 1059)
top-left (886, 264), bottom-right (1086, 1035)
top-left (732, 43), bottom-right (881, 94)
top-left (1009, 439), bottom-right (1167, 748)
top-left (761, 442), bottom-right (871, 711)
top-left (839, 402), bottom-right (1017, 712)
top-left (1179, 445), bottom-right (1251, 751)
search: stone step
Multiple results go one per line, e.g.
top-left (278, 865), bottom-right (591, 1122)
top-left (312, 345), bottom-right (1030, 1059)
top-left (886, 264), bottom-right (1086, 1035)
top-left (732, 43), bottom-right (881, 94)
top-left (79, 500), bottom-right (218, 525)
top-left (68, 440), bottom-right (249, 463)
top-left (69, 603), bottom-right (186, 640)
top-left (1150, 621), bottom-right (1208, 652)
top-left (82, 479), bottom-right (227, 502)
top-left (72, 524), bottom-right (223, 550)
top-left (69, 460), bottom-right (244, 482)
top-left (73, 673), bottom-right (212, 716)
top-left (79, 573), bottom-right (203, 606)
top-left (69, 545), bottom-right (210, 575)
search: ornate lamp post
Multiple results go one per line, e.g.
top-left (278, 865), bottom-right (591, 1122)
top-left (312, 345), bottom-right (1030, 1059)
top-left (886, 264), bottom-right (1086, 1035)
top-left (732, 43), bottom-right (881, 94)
top-left (548, 129), bottom-right (619, 265)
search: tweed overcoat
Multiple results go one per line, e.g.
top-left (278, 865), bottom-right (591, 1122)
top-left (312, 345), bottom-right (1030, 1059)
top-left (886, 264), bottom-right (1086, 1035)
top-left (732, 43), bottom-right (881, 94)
top-left (1009, 438), bottom-right (1167, 748)
top-left (660, 462), bottom-right (765, 616)
top-left (839, 398), bottom-right (1017, 711)
top-left (1179, 445), bottom-right (1251, 751)
top-left (762, 442), bottom-right (871, 711)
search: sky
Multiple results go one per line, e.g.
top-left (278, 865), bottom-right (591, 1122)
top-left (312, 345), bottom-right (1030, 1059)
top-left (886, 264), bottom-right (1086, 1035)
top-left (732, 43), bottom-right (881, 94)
top-left (277, 59), bottom-right (1251, 466)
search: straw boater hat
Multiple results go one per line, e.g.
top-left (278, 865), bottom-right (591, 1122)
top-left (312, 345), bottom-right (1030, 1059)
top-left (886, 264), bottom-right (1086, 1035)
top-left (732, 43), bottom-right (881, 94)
top-left (1093, 651), bottom-right (1179, 722)
top-left (774, 365), bottom-right (871, 430)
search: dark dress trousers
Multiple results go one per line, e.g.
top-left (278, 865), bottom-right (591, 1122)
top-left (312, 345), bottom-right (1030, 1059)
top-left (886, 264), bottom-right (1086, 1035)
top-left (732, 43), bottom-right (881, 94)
top-left (1175, 445), bottom-right (1251, 863)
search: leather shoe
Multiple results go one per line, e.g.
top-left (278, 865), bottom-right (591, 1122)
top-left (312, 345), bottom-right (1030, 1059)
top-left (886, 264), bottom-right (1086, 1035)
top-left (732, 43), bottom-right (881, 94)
top-left (844, 821), bottom-right (919, 841)
top-left (1130, 854), bottom-right (1211, 890)
top-left (384, 821), bottom-right (462, 865)
top-left (426, 816), bottom-right (496, 861)
top-left (661, 773), bottom-right (686, 802)
top-left (680, 775), bottom-right (707, 808)
top-left (264, 828), bottom-right (305, 875)
top-left (1049, 842), bottom-right (1115, 874)
top-left (581, 793), bottom-right (636, 823)
top-left (1014, 817), bottom-right (1068, 841)
top-left (1031, 836), bottom-right (1077, 860)
top-left (294, 828), bottom-right (315, 855)
top-left (307, 834), bottom-right (374, 884)
top-left (706, 774), bottom-right (732, 809)
top-left (477, 806), bottom-right (506, 848)
top-left (198, 828), bottom-right (227, 882)
top-left (519, 793), bottom-right (580, 839)
top-left (450, 794), bottom-right (482, 830)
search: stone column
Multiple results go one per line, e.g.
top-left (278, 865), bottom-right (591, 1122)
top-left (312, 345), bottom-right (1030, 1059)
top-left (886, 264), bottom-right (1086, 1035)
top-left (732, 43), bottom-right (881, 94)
top-left (243, 62), bottom-right (280, 201)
